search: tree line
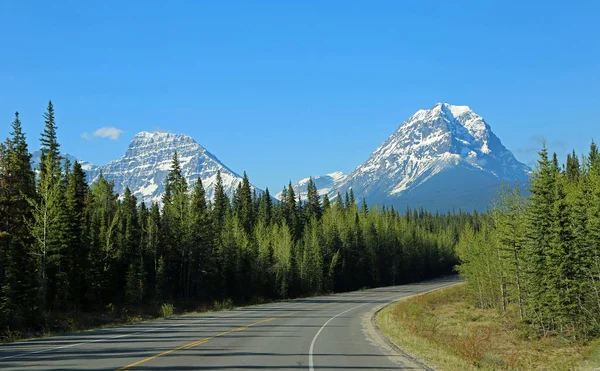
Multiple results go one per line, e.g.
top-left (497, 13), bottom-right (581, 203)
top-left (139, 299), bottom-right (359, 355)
top-left (0, 101), bottom-right (467, 332)
top-left (457, 141), bottom-right (600, 340)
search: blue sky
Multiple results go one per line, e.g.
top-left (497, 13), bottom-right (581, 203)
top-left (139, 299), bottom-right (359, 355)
top-left (1, 1), bottom-right (598, 190)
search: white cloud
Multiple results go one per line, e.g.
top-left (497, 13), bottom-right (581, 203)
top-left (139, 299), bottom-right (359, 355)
top-left (93, 127), bottom-right (124, 140)
top-left (81, 132), bottom-right (91, 139)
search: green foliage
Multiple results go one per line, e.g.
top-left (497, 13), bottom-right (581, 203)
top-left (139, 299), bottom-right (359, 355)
top-left (457, 141), bottom-right (600, 340)
top-left (0, 101), bottom-right (467, 334)
top-left (159, 303), bottom-right (175, 318)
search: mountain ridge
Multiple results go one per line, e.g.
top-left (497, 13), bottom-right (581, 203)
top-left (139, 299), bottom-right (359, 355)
top-left (285, 103), bottom-right (530, 211)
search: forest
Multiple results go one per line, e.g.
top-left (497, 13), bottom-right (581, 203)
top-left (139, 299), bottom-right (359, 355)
top-left (0, 102), bottom-right (466, 333)
top-left (457, 141), bottom-right (600, 340)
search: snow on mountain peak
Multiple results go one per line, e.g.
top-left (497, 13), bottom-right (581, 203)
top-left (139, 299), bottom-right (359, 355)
top-left (330, 102), bottom-right (531, 211)
top-left (87, 131), bottom-right (261, 205)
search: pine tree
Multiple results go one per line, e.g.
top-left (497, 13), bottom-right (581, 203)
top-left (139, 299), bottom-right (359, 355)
top-left (322, 194), bottom-right (331, 212)
top-left (189, 178), bottom-right (214, 299)
top-left (523, 143), bottom-right (558, 333)
top-left (589, 140), bottom-right (600, 175)
top-left (0, 112), bottom-right (37, 327)
top-left (257, 188), bottom-right (273, 226)
top-left (27, 102), bottom-right (67, 313)
top-left (305, 177), bottom-right (322, 220)
top-left (335, 192), bottom-right (344, 210)
top-left (235, 172), bottom-right (254, 234)
top-left (162, 152), bottom-right (190, 300)
top-left (349, 189), bottom-right (356, 208)
top-left (144, 203), bottom-right (162, 300)
top-left (566, 150), bottom-right (581, 183)
top-left (212, 170), bottom-right (229, 237)
top-left (360, 198), bottom-right (369, 215)
top-left (85, 174), bottom-right (120, 307)
top-left (64, 161), bottom-right (89, 309)
top-left (284, 182), bottom-right (298, 240)
top-left (39, 101), bottom-right (61, 177)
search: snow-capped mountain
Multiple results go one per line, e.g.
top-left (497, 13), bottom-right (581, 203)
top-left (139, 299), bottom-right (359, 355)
top-left (88, 131), bottom-right (262, 204)
top-left (299, 103), bottom-right (530, 211)
top-left (32, 132), bottom-right (262, 205)
top-left (275, 171), bottom-right (347, 201)
top-left (31, 151), bottom-right (98, 173)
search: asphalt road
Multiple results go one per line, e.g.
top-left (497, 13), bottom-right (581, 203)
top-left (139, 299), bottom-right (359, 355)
top-left (0, 276), bottom-right (459, 370)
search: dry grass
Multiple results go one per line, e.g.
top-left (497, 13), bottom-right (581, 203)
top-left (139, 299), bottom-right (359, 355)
top-left (377, 284), bottom-right (600, 370)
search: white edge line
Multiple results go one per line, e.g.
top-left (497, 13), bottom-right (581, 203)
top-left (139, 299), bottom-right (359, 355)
top-left (308, 301), bottom-right (370, 371)
top-left (308, 281), bottom-right (458, 371)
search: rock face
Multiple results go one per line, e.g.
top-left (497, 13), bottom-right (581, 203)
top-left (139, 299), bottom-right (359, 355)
top-left (31, 102), bottom-right (530, 211)
top-left (286, 103), bottom-right (530, 211)
top-left (32, 132), bottom-right (261, 205)
top-left (93, 131), bottom-right (262, 204)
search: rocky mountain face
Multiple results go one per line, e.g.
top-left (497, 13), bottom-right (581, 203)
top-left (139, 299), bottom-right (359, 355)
top-left (30, 103), bottom-right (529, 211)
top-left (33, 132), bottom-right (261, 205)
top-left (285, 103), bottom-right (530, 211)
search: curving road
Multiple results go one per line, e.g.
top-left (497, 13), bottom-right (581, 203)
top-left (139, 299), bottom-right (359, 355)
top-left (0, 276), bottom-right (459, 370)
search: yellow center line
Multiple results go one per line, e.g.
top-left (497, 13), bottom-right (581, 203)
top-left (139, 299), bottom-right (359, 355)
top-left (115, 294), bottom-right (377, 370)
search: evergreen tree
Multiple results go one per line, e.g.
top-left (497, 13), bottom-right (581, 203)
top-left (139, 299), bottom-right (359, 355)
top-left (284, 182), bottom-right (298, 239)
top-left (257, 188), bottom-right (273, 226)
top-left (189, 178), bottom-right (214, 299)
top-left (335, 192), bottom-right (344, 210)
top-left (64, 161), bottom-right (89, 309)
top-left (0, 112), bottom-right (37, 327)
top-left (305, 177), bottom-right (322, 220)
top-left (162, 152), bottom-right (190, 300)
top-left (212, 170), bottom-right (229, 236)
top-left (27, 102), bottom-right (68, 312)
top-left (523, 142), bottom-right (556, 333)
top-left (322, 194), bottom-right (331, 212)
top-left (235, 172), bottom-right (254, 234)
top-left (360, 198), bottom-right (369, 215)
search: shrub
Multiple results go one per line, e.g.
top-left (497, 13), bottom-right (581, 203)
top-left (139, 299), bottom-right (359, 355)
top-left (159, 303), bottom-right (175, 318)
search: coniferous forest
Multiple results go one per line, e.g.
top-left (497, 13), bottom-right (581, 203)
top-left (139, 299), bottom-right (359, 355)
top-left (457, 141), bottom-right (600, 340)
top-left (0, 102), bottom-right (464, 334)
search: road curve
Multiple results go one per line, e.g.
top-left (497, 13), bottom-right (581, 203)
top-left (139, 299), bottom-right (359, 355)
top-left (0, 276), bottom-right (459, 370)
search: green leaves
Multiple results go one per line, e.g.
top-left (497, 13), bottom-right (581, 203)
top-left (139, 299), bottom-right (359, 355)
top-left (458, 141), bottom-right (600, 340)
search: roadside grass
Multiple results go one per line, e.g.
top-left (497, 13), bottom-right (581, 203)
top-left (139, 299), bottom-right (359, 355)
top-left (377, 284), bottom-right (600, 370)
top-left (0, 297), bottom-right (245, 344)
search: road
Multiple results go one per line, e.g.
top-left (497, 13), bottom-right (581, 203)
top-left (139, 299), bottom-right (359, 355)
top-left (0, 276), bottom-right (459, 370)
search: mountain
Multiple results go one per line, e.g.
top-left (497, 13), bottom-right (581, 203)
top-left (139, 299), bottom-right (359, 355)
top-left (91, 131), bottom-right (263, 204)
top-left (275, 171), bottom-right (347, 201)
top-left (32, 132), bottom-right (262, 205)
top-left (31, 151), bottom-right (98, 173)
top-left (293, 103), bottom-right (530, 211)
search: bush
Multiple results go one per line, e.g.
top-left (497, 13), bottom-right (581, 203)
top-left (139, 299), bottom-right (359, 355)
top-left (159, 303), bottom-right (175, 318)
top-left (213, 299), bottom-right (234, 311)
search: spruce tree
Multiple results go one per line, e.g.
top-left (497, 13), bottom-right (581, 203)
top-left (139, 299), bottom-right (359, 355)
top-left (28, 102), bottom-right (67, 313)
top-left (212, 170), bottom-right (230, 236)
top-left (305, 177), bottom-right (322, 220)
top-left (257, 188), bottom-right (273, 226)
top-left (0, 112), bottom-right (37, 327)
top-left (64, 161), bottom-right (89, 309)
top-left (523, 143), bottom-right (558, 333)
top-left (189, 178), bottom-right (214, 299)
top-left (322, 194), bottom-right (331, 212)
top-left (235, 172), bottom-right (254, 234)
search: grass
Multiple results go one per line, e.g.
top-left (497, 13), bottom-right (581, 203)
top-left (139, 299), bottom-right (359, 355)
top-left (377, 284), bottom-right (600, 370)
top-left (0, 297), bottom-right (247, 344)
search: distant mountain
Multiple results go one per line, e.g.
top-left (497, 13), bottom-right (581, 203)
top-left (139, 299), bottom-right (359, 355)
top-left (287, 103), bottom-right (530, 211)
top-left (31, 150), bottom-right (98, 173)
top-left (33, 132), bottom-right (262, 205)
top-left (275, 171), bottom-right (347, 201)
